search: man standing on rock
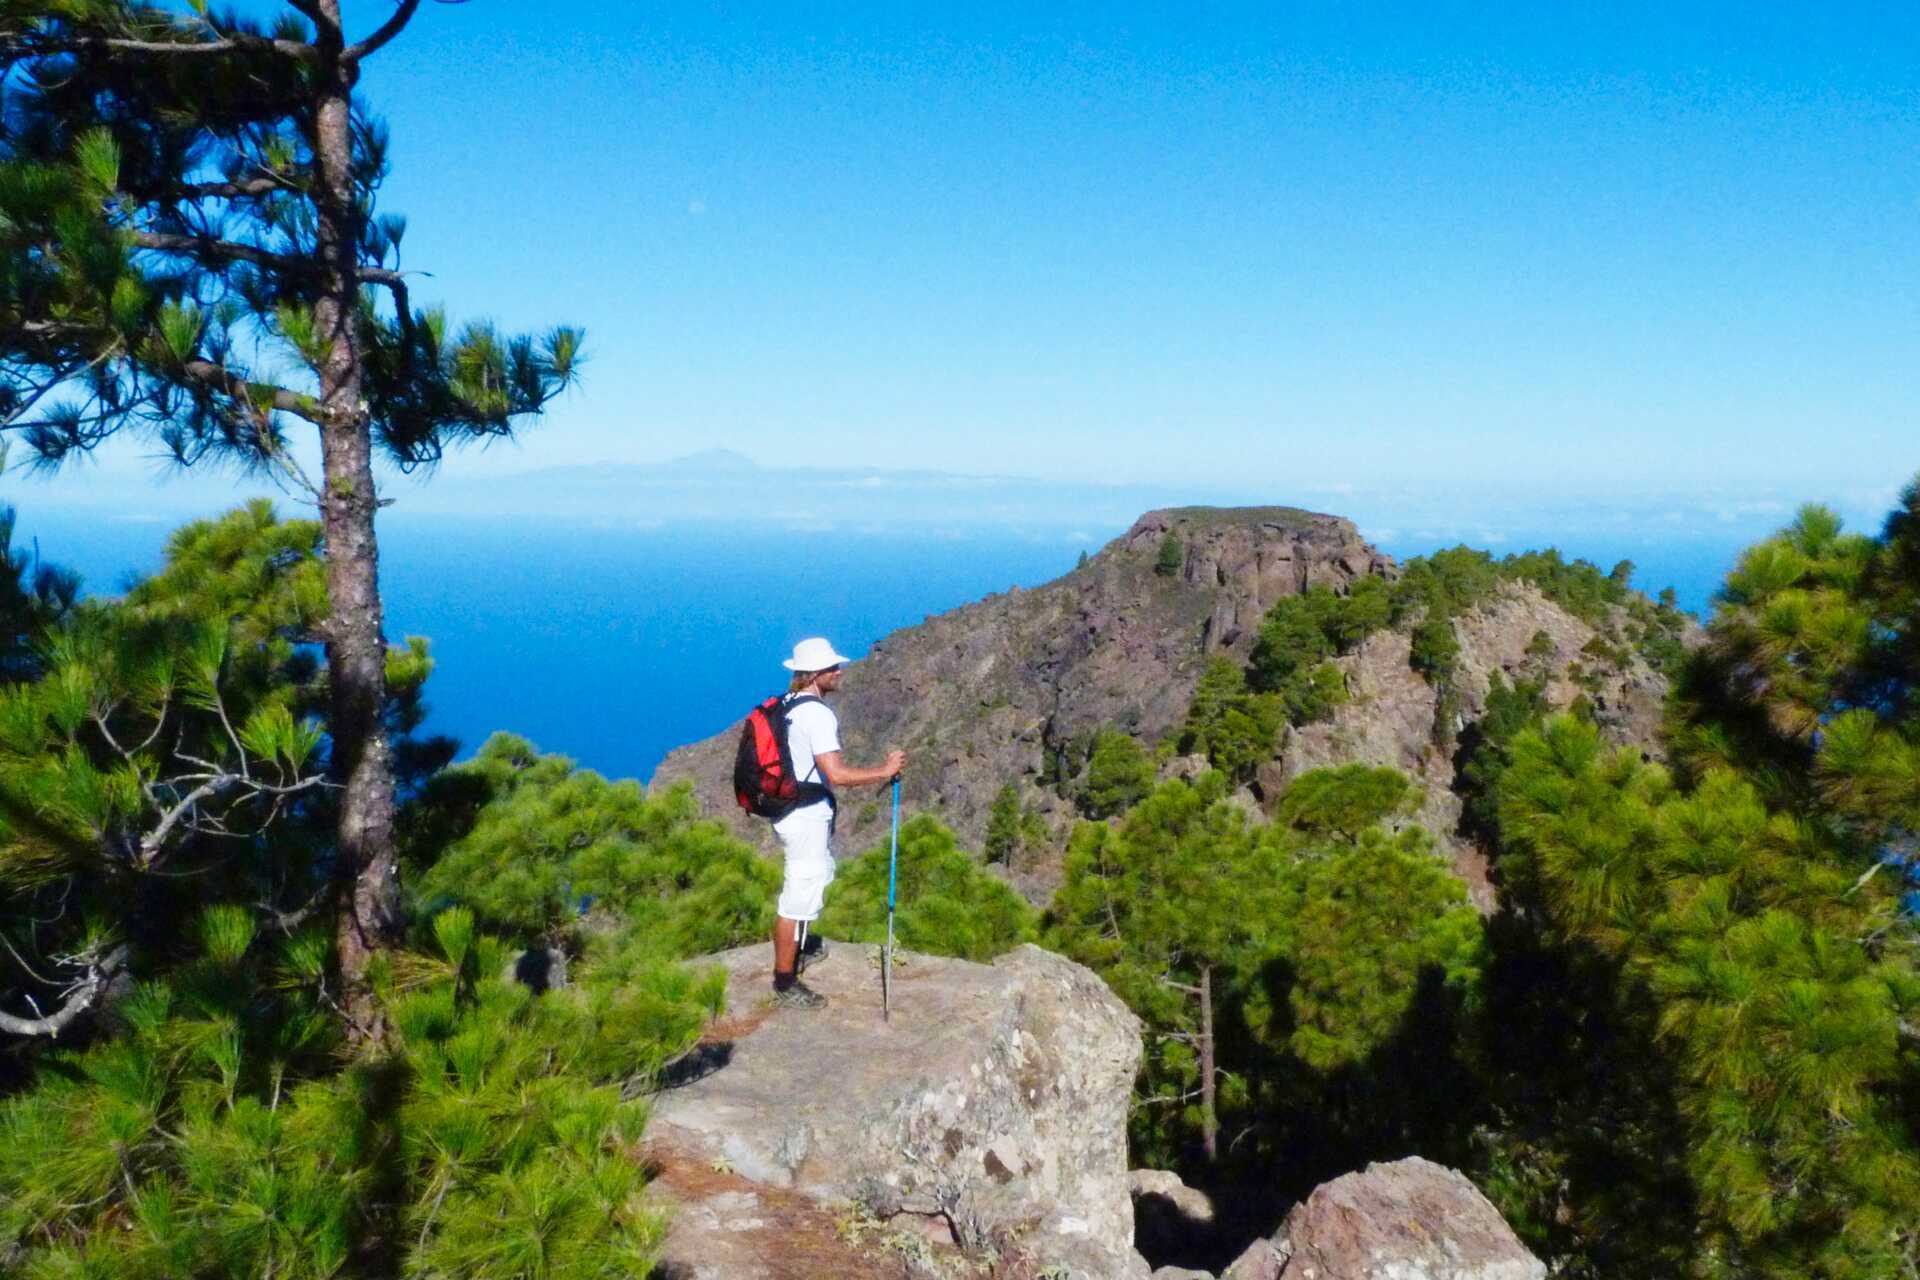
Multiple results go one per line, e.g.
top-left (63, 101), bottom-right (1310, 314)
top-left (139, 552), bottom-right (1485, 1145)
top-left (769, 637), bottom-right (906, 1010)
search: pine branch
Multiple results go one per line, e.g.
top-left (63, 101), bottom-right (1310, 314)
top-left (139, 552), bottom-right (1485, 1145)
top-left (344, 0), bottom-right (424, 63)
top-left (132, 230), bottom-right (308, 274)
top-left (177, 361), bottom-right (325, 425)
top-left (6, 28), bottom-right (316, 60)
top-left (359, 266), bottom-right (419, 352)
top-left (177, 177), bottom-right (292, 200)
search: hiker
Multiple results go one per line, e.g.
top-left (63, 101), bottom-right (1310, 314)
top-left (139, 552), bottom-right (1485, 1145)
top-left (751, 637), bottom-right (906, 1010)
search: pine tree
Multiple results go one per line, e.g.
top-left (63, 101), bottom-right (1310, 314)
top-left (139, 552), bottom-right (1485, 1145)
top-left (1082, 727), bottom-right (1154, 817)
top-left (0, 502), bottom-right (440, 1048)
top-left (1500, 714), bottom-right (1920, 1278)
top-left (1, 2), bottom-right (582, 1031)
top-left (983, 781), bottom-right (1021, 863)
top-left (1047, 774), bottom-right (1289, 1164)
top-left (1049, 769), bottom-right (1485, 1182)
top-left (1179, 657), bottom-right (1286, 780)
top-left (1155, 533), bottom-right (1183, 576)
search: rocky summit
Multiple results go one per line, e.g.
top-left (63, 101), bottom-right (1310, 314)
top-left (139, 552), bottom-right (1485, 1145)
top-left (642, 942), bottom-right (1149, 1280)
top-left (652, 505), bottom-right (1680, 903)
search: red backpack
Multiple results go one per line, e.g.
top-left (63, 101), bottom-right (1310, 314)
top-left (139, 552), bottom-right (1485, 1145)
top-left (733, 694), bottom-right (832, 819)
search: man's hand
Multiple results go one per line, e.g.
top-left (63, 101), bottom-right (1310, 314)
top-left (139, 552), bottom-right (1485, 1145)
top-left (815, 750), bottom-right (909, 788)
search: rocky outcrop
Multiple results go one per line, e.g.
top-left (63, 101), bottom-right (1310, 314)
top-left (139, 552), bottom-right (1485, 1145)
top-left (1146, 1158), bottom-right (1546, 1280)
top-left (1265, 581), bottom-right (1675, 908)
top-left (1265, 1157), bottom-right (1544, 1280)
top-left (643, 942), bottom-right (1149, 1280)
top-left (651, 506), bottom-right (1387, 896)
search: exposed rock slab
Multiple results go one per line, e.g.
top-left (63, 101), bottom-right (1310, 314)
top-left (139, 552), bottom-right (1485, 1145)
top-left (1268, 1157), bottom-right (1545, 1280)
top-left (644, 942), bottom-right (1149, 1280)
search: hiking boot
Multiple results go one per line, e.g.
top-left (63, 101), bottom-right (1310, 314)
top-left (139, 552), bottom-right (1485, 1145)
top-left (797, 936), bottom-right (829, 974)
top-left (770, 980), bottom-right (828, 1011)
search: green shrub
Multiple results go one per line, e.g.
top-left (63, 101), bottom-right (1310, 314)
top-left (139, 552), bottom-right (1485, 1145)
top-left (816, 815), bottom-right (1037, 961)
top-left (1275, 764), bottom-right (1417, 840)
top-left (409, 734), bottom-right (778, 955)
top-left (0, 909), bottom-right (708, 1279)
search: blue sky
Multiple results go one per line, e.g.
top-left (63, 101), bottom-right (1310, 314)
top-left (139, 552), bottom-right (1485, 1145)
top-left (14, 0), bottom-right (1920, 522)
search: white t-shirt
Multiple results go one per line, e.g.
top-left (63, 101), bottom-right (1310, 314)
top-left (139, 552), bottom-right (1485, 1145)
top-left (784, 696), bottom-right (841, 815)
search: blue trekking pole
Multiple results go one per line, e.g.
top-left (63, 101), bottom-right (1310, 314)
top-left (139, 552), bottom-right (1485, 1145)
top-left (883, 776), bottom-right (900, 1022)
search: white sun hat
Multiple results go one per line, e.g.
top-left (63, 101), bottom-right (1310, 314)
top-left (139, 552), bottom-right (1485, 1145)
top-left (782, 637), bottom-right (853, 672)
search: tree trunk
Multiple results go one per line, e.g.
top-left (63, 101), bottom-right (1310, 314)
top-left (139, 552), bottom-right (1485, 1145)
top-left (1200, 963), bottom-right (1218, 1162)
top-left (311, 3), bottom-right (399, 1042)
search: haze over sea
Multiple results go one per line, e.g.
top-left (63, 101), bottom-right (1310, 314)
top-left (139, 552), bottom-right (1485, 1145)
top-left (16, 450), bottom-right (1843, 785)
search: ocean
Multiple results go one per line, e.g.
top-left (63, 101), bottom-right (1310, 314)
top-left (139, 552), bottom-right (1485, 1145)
top-left (22, 508), bottom-right (1746, 785)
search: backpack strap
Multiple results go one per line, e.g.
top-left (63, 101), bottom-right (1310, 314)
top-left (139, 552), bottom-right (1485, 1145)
top-left (780, 693), bottom-right (833, 796)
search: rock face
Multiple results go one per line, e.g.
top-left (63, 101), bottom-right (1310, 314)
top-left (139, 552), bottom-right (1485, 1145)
top-left (643, 942), bottom-right (1149, 1280)
top-left (1261, 1157), bottom-right (1546, 1280)
top-left (651, 505), bottom-right (1680, 904)
top-left (1266, 580), bottom-right (1676, 908)
top-left (651, 506), bottom-right (1388, 893)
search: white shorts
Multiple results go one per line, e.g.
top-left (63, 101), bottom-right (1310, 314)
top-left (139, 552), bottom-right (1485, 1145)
top-left (773, 802), bottom-right (836, 922)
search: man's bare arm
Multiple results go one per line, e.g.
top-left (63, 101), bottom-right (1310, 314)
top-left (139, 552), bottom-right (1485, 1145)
top-left (814, 749), bottom-right (907, 788)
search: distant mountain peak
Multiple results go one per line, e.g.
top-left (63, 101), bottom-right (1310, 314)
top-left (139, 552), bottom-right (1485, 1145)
top-left (659, 448), bottom-right (758, 471)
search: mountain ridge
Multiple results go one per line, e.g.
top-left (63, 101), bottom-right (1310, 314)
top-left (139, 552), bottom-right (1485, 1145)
top-left (650, 503), bottom-right (1684, 904)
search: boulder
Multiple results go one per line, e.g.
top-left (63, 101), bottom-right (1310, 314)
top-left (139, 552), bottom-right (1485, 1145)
top-left (1221, 1238), bottom-right (1285, 1280)
top-left (643, 941), bottom-right (1150, 1280)
top-left (1268, 1157), bottom-right (1545, 1280)
top-left (1132, 1167), bottom-right (1218, 1264)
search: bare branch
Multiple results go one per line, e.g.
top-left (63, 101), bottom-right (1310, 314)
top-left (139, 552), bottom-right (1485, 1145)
top-left (282, 0), bottom-right (331, 30)
top-left (139, 774), bottom-right (236, 865)
top-left (203, 680), bottom-right (252, 784)
top-left (259, 885), bottom-right (329, 934)
top-left (0, 945), bottom-right (127, 1039)
top-left (343, 0), bottom-right (422, 63)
